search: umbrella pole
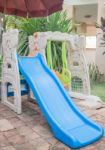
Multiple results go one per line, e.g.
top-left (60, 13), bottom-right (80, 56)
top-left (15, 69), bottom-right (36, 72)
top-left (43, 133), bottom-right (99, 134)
top-left (2, 14), bottom-right (6, 31)
top-left (3, 0), bottom-right (6, 31)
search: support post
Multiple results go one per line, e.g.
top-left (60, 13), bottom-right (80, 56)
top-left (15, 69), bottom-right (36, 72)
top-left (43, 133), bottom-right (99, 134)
top-left (1, 29), bottom-right (21, 114)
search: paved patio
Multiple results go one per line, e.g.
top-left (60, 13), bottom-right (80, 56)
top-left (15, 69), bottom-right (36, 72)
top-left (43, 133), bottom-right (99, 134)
top-left (0, 97), bottom-right (105, 150)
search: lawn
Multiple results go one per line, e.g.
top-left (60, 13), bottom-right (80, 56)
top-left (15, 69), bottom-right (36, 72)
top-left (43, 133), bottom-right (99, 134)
top-left (91, 82), bottom-right (105, 101)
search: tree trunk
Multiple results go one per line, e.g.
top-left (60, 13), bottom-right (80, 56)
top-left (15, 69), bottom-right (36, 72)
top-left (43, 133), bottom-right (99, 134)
top-left (0, 13), bottom-right (3, 53)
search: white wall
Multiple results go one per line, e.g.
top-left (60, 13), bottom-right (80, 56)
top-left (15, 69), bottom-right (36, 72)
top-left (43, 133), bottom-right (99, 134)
top-left (84, 49), bottom-right (96, 64)
top-left (64, 0), bottom-right (98, 5)
top-left (63, 5), bottom-right (97, 65)
top-left (63, 5), bottom-right (74, 18)
top-left (96, 0), bottom-right (105, 75)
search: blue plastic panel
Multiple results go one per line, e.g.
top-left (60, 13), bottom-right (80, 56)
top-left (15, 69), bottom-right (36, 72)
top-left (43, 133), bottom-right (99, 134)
top-left (18, 53), bottom-right (104, 148)
top-left (7, 79), bottom-right (29, 97)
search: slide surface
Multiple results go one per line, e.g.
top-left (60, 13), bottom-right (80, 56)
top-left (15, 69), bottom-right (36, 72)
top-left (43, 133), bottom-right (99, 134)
top-left (18, 53), bottom-right (104, 149)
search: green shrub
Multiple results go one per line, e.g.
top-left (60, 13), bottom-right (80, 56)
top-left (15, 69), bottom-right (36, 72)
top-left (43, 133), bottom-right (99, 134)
top-left (89, 63), bottom-right (104, 84)
top-left (5, 11), bottom-right (79, 56)
top-left (5, 12), bottom-right (79, 71)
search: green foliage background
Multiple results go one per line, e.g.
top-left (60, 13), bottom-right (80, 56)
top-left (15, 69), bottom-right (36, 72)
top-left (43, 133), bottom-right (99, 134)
top-left (5, 12), bottom-right (78, 72)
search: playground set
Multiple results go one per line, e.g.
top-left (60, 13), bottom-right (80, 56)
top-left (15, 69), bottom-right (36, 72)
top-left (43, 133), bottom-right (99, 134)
top-left (1, 29), bottom-right (104, 149)
top-left (29, 31), bottom-right (90, 98)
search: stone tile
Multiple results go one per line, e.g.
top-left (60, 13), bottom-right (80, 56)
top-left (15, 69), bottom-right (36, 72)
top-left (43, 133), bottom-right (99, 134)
top-left (0, 98), bottom-right (105, 150)
top-left (17, 125), bottom-right (40, 141)
top-left (25, 108), bottom-right (39, 116)
top-left (29, 138), bottom-right (50, 150)
top-left (0, 139), bottom-right (11, 148)
top-left (82, 109), bottom-right (97, 117)
top-left (32, 124), bottom-right (52, 138)
top-left (0, 104), bottom-right (8, 112)
top-left (8, 134), bottom-right (27, 146)
top-left (25, 132), bottom-right (40, 141)
top-left (1, 110), bottom-right (17, 119)
top-left (14, 143), bottom-right (35, 150)
top-left (45, 137), bottom-right (58, 146)
top-left (18, 113), bottom-right (34, 123)
top-left (9, 117), bottom-right (25, 128)
top-left (0, 133), bottom-right (6, 141)
top-left (50, 147), bottom-right (63, 150)
top-left (50, 143), bottom-right (71, 150)
top-left (25, 120), bottom-right (42, 130)
top-left (82, 145), bottom-right (97, 150)
top-left (35, 144), bottom-right (49, 150)
top-left (39, 118), bottom-right (47, 126)
top-left (17, 125), bottom-right (34, 136)
top-left (50, 147), bottom-right (69, 150)
top-left (0, 119), bottom-right (14, 131)
top-left (96, 144), bottom-right (105, 150)
top-left (97, 108), bottom-right (105, 117)
top-left (3, 129), bottom-right (19, 138)
top-left (1, 146), bottom-right (16, 150)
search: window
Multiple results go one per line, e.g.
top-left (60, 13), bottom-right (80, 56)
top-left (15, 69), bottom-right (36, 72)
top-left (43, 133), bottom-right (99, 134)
top-left (86, 36), bottom-right (96, 49)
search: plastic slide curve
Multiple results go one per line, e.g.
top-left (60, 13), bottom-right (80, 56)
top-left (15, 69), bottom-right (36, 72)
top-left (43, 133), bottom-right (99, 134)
top-left (17, 53), bottom-right (104, 149)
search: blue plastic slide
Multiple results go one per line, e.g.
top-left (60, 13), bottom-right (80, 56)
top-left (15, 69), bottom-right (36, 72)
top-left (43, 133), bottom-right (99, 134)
top-left (18, 53), bottom-right (104, 149)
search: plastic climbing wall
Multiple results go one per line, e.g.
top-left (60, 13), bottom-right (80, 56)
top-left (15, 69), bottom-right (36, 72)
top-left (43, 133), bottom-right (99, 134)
top-left (29, 32), bottom-right (90, 96)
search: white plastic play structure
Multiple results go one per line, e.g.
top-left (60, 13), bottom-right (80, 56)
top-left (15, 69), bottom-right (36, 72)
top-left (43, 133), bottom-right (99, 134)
top-left (29, 31), bottom-right (90, 98)
top-left (1, 29), bottom-right (92, 114)
top-left (2, 30), bottom-right (22, 114)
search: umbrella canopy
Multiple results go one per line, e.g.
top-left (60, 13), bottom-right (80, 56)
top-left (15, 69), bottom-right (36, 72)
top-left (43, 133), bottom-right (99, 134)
top-left (0, 0), bottom-right (63, 17)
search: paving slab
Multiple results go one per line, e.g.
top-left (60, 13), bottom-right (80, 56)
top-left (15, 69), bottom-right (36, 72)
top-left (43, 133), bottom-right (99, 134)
top-left (0, 119), bottom-right (14, 131)
top-left (1, 146), bottom-right (16, 150)
top-left (0, 99), bottom-right (104, 150)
